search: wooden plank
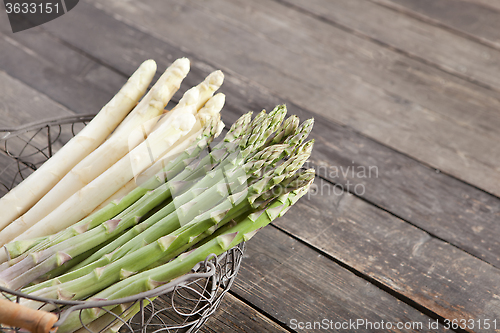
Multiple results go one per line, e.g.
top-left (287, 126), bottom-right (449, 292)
top-left (234, 226), bottom-right (448, 332)
top-left (144, 286), bottom-right (291, 332)
top-left (0, 71), bottom-right (73, 127)
top-left (78, 0), bottom-right (500, 199)
top-left (0, 71), bottom-right (74, 194)
top-left (269, 181), bottom-right (500, 332)
top-left (0, 18), bottom-right (124, 115)
top-left (461, 0), bottom-right (500, 12)
top-left (281, 0), bottom-right (500, 92)
top-left (202, 293), bottom-right (291, 333)
top-left (13, 0), bottom-right (500, 272)
top-left (372, 0), bottom-right (500, 49)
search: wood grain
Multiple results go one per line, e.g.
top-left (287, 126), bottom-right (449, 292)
top-left (0, 17), bottom-right (124, 115)
top-left (0, 71), bottom-right (73, 127)
top-left (308, 119), bottom-right (500, 268)
top-left (80, 0), bottom-right (500, 199)
top-left (234, 226), bottom-right (449, 332)
top-left (281, 0), bottom-right (500, 91)
top-left (460, 0), bottom-right (500, 12)
top-left (202, 293), bottom-right (291, 333)
top-left (271, 181), bottom-right (500, 332)
top-left (372, 0), bottom-right (500, 49)
top-left (1, 1), bottom-right (499, 329)
top-left (0, 71), bottom-right (75, 195)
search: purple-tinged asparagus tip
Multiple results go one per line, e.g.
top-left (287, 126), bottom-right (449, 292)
top-left (266, 204), bottom-right (286, 220)
top-left (73, 222), bottom-right (90, 234)
top-left (217, 232), bottom-right (238, 251)
top-left (178, 248), bottom-right (196, 261)
top-left (210, 209), bottom-right (230, 224)
top-left (158, 235), bottom-right (177, 252)
top-left (104, 219), bottom-right (121, 233)
top-left (94, 265), bottom-right (108, 279)
top-left (146, 277), bottom-right (165, 290)
top-left (57, 288), bottom-right (76, 301)
top-left (248, 209), bottom-right (266, 222)
top-left (56, 252), bottom-right (72, 266)
top-left (120, 269), bottom-right (136, 280)
top-left (243, 228), bottom-right (261, 242)
top-left (30, 251), bottom-right (43, 265)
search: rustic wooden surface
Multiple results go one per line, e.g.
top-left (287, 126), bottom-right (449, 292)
top-left (1, 0), bottom-right (500, 332)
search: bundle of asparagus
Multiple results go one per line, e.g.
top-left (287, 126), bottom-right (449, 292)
top-left (0, 57), bottom-right (314, 333)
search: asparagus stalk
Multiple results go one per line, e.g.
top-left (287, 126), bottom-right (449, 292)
top-left (55, 180), bottom-right (312, 333)
top-left (93, 112), bottom-right (216, 211)
top-left (0, 59), bottom-right (158, 234)
top-left (72, 301), bottom-right (142, 333)
top-left (13, 116), bottom-right (312, 294)
top-left (0, 116), bottom-right (222, 274)
top-left (37, 110), bottom-right (252, 271)
top-left (61, 112), bottom-right (257, 273)
top-left (0, 115), bottom-right (226, 287)
top-left (68, 110), bottom-right (292, 273)
top-left (21, 142), bottom-right (312, 298)
top-left (0, 59), bottom-right (191, 251)
top-left (30, 175), bottom-right (313, 331)
top-left (10, 92), bottom-right (224, 242)
top-left (27, 143), bottom-right (287, 291)
top-left (0, 60), bottom-right (194, 248)
top-left (94, 71), bottom-right (226, 209)
top-left (2, 110), bottom-right (309, 276)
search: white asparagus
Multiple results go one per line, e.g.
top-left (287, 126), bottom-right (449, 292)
top-left (92, 92), bottom-right (225, 210)
top-left (134, 93), bottom-right (226, 185)
top-left (13, 110), bottom-right (196, 241)
top-left (88, 72), bottom-right (225, 212)
top-left (92, 124), bottom-right (204, 211)
top-left (0, 59), bottom-right (190, 246)
top-left (153, 70), bottom-right (224, 130)
top-left (0, 59), bottom-right (157, 232)
top-left (12, 91), bottom-right (224, 241)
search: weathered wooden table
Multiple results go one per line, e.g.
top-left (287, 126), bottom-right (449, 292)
top-left (1, 0), bottom-right (500, 332)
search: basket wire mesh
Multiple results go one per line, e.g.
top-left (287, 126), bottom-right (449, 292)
top-left (0, 115), bottom-right (245, 333)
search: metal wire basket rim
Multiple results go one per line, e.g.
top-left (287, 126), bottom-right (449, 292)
top-left (0, 114), bottom-right (96, 139)
top-left (0, 263), bottom-right (216, 308)
top-left (0, 244), bottom-right (244, 309)
top-left (53, 262), bottom-right (218, 327)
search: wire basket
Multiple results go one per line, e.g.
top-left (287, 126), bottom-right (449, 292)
top-left (0, 115), bottom-right (245, 333)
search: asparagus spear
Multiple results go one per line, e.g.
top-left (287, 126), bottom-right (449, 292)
top-left (0, 59), bottom-right (158, 235)
top-left (0, 116), bottom-right (222, 282)
top-left (0, 59), bottom-right (191, 251)
top-left (12, 140), bottom-right (289, 291)
top-left (12, 118), bottom-right (312, 293)
top-left (9, 92), bottom-right (221, 243)
top-left (0, 103), bottom-right (225, 266)
top-left (10, 112), bottom-right (252, 271)
top-left (21, 142), bottom-right (313, 300)
top-left (55, 179), bottom-right (312, 333)
top-left (2, 109), bottom-right (311, 278)
top-left (69, 110), bottom-right (296, 273)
